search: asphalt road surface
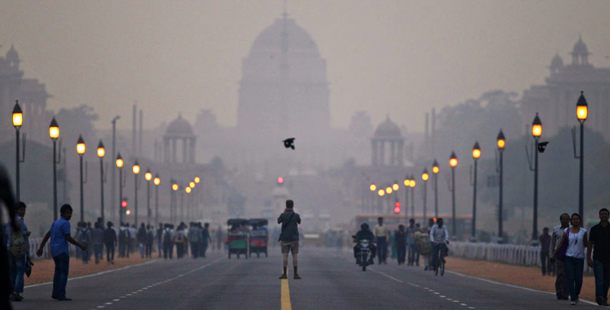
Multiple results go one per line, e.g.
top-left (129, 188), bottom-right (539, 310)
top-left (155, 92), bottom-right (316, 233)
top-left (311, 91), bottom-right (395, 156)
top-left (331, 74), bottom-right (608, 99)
top-left (12, 248), bottom-right (599, 310)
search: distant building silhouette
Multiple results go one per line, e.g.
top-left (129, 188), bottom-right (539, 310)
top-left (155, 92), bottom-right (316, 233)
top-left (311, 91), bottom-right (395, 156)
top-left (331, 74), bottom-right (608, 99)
top-left (163, 114), bottom-right (196, 164)
top-left (372, 116), bottom-right (404, 167)
top-left (522, 36), bottom-right (610, 138)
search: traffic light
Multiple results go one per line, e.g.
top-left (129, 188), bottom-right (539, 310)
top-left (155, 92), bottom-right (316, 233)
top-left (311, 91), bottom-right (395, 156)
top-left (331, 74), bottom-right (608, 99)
top-left (394, 201), bottom-right (401, 214)
top-left (277, 177), bottom-right (284, 184)
top-left (121, 199), bottom-right (128, 208)
top-left (126, 209), bottom-right (131, 216)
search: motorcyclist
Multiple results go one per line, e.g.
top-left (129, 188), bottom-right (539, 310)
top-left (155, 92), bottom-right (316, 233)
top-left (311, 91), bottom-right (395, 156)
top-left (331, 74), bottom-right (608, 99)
top-left (353, 223), bottom-right (377, 265)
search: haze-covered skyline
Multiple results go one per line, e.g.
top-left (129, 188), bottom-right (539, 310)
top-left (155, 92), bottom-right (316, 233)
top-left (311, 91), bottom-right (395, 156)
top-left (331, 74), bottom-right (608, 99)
top-left (1, 0), bottom-right (609, 132)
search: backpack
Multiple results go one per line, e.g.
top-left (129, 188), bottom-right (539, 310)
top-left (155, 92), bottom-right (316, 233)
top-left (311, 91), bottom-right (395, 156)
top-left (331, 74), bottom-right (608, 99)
top-left (163, 230), bottom-right (172, 244)
top-left (9, 230), bottom-right (27, 258)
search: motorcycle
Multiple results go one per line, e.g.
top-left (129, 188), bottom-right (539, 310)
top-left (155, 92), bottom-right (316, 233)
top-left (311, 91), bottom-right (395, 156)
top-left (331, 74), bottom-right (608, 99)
top-left (356, 239), bottom-right (373, 271)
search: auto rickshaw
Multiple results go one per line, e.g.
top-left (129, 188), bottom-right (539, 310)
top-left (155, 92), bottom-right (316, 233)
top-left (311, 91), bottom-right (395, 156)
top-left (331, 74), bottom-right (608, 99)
top-left (248, 219), bottom-right (269, 257)
top-left (227, 219), bottom-right (249, 259)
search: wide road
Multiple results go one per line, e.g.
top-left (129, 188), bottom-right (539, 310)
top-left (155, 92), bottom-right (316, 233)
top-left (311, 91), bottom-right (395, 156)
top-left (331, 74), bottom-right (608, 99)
top-left (13, 248), bottom-right (597, 310)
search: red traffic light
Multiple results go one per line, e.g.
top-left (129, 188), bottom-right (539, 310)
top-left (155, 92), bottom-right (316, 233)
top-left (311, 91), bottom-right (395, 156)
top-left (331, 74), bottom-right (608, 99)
top-left (394, 201), bottom-right (401, 214)
top-left (121, 200), bottom-right (128, 208)
top-left (277, 177), bottom-right (284, 184)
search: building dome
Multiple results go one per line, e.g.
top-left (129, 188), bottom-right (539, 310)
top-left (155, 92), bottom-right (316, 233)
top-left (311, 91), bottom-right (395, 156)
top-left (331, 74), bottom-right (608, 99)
top-left (550, 53), bottom-right (564, 69)
top-left (248, 18), bottom-right (320, 58)
top-left (6, 45), bottom-right (19, 63)
top-left (374, 116), bottom-right (402, 138)
top-left (572, 36), bottom-right (589, 56)
top-left (166, 114), bottom-right (193, 137)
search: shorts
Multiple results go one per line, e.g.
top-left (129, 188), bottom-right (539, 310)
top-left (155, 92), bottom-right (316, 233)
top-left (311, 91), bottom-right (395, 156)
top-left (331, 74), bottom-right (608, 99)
top-left (281, 241), bottom-right (299, 255)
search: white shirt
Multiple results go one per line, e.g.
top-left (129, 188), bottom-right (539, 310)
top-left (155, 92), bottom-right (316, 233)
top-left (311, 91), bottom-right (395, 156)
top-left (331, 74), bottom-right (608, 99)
top-left (430, 224), bottom-right (449, 243)
top-left (565, 227), bottom-right (587, 259)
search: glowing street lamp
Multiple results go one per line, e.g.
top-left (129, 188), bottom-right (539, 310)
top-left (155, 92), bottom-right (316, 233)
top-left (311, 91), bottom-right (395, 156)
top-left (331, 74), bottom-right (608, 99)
top-left (145, 169), bottom-right (152, 225)
top-left (194, 177), bottom-right (200, 184)
top-left (575, 91), bottom-right (588, 220)
top-left (422, 168), bottom-right (429, 221)
top-left (189, 181), bottom-right (195, 188)
top-left (76, 135), bottom-right (86, 222)
top-left (98, 140), bottom-right (107, 222)
top-left (531, 113), bottom-right (542, 240)
top-left (497, 130), bottom-right (505, 238)
top-left (471, 142), bottom-right (481, 240)
top-left (12, 101), bottom-right (25, 201)
top-left (392, 183), bottom-right (399, 191)
top-left (370, 184), bottom-right (377, 191)
top-left (432, 160), bottom-right (439, 218)
top-left (49, 117), bottom-right (60, 220)
top-left (378, 189), bottom-right (385, 197)
top-left (133, 160), bottom-right (140, 226)
top-left (385, 186), bottom-right (392, 194)
top-left (154, 174), bottom-right (160, 224)
top-left (116, 153), bottom-right (126, 224)
top-left (449, 151), bottom-right (458, 236)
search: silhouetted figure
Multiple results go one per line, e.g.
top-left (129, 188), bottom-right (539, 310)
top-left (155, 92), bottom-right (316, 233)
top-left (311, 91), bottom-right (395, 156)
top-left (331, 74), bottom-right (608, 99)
top-left (0, 164), bottom-right (19, 310)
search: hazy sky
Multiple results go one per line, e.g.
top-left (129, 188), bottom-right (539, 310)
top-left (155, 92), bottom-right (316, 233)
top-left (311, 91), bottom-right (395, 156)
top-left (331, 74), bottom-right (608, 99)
top-left (1, 0), bottom-right (609, 132)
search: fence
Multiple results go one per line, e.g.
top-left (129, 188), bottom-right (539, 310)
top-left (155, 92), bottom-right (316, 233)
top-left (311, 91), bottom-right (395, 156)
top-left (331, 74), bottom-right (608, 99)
top-left (450, 241), bottom-right (592, 273)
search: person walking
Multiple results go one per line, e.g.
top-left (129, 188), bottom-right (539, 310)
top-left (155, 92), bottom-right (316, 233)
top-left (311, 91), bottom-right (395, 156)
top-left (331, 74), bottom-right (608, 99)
top-left (103, 222), bottom-right (117, 264)
top-left (36, 204), bottom-right (87, 301)
top-left (146, 225), bottom-right (154, 258)
top-left (552, 213), bottom-right (588, 305)
top-left (278, 200), bottom-right (302, 280)
top-left (539, 227), bottom-right (552, 276)
top-left (188, 222), bottom-right (201, 259)
top-left (588, 208), bottom-right (610, 306)
top-left (395, 225), bottom-right (407, 265)
top-left (5, 202), bottom-right (30, 302)
top-left (91, 222), bottom-right (104, 264)
top-left (424, 218), bottom-right (435, 271)
top-left (200, 223), bottom-right (212, 258)
top-left (374, 217), bottom-right (389, 264)
top-left (137, 223), bottom-right (147, 259)
top-left (79, 222), bottom-right (92, 264)
top-left (551, 213), bottom-right (570, 300)
top-left (162, 224), bottom-right (173, 259)
top-left (406, 219), bottom-right (418, 266)
top-left (156, 223), bottom-right (164, 258)
top-left (175, 224), bottom-right (186, 258)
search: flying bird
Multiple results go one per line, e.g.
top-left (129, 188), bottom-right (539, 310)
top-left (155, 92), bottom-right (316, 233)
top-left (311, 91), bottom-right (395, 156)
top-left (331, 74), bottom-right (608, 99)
top-left (283, 138), bottom-right (295, 150)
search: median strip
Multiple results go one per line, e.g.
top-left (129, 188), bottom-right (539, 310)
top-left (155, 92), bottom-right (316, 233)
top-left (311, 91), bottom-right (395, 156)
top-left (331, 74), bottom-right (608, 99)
top-left (281, 279), bottom-right (292, 310)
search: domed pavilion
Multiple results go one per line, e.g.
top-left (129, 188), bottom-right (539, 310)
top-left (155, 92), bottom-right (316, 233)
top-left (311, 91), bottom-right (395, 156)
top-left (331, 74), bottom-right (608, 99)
top-left (163, 114), bottom-right (196, 164)
top-left (372, 116), bottom-right (404, 166)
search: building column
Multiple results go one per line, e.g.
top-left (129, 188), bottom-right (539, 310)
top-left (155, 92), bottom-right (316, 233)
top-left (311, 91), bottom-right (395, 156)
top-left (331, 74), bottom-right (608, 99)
top-left (372, 140), bottom-right (378, 166)
top-left (379, 140), bottom-right (385, 166)
top-left (390, 141), bottom-right (396, 166)
top-left (172, 138), bottom-right (177, 163)
top-left (163, 137), bottom-right (170, 163)
top-left (190, 138), bottom-right (196, 163)
top-left (397, 140), bottom-right (404, 166)
top-left (182, 138), bottom-right (188, 163)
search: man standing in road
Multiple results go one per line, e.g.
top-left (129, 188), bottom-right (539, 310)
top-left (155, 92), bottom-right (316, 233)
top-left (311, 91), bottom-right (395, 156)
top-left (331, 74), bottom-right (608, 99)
top-left (551, 213), bottom-right (570, 300)
top-left (36, 204), bottom-right (87, 301)
top-left (278, 200), bottom-right (301, 280)
top-left (539, 227), bottom-right (552, 276)
top-left (200, 223), bottom-right (212, 258)
top-left (374, 217), bottom-right (389, 264)
top-left (103, 222), bottom-right (117, 264)
top-left (406, 219), bottom-right (418, 266)
top-left (6, 201), bottom-right (30, 302)
top-left (188, 222), bottom-right (201, 258)
top-left (588, 208), bottom-right (610, 306)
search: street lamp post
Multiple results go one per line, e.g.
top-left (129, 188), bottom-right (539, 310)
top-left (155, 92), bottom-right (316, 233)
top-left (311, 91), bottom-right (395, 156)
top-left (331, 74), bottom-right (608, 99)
top-left (154, 174), bottom-right (160, 225)
top-left (471, 142), bottom-right (481, 240)
top-left (77, 136), bottom-right (86, 222)
top-left (574, 91), bottom-right (588, 219)
top-left (432, 160), bottom-right (439, 218)
top-left (97, 140), bottom-right (106, 223)
top-left (145, 169), bottom-right (152, 225)
top-left (133, 160), bottom-right (140, 226)
top-left (449, 152), bottom-right (458, 236)
top-left (531, 113), bottom-right (542, 241)
top-left (497, 130), bottom-right (505, 238)
top-left (409, 176), bottom-right (416, 219)
top-left (12, 101), bottom-right (25, 201)
top-left (49, 118), bottom-right (60, 220)
top-left (116, 153), bottom-right (125, 224)
top-left (111, 116), bottom-right (120, 222)
top-left (186, 186), bottom-right (192, 219)
top-left (403, 177), bottom-right (410, 216)
top-left (422, 169), bottom-right (429, 221)
top-left (172, 181), bottom-right (179, 224)
top-left (369, 183), bottom-right (377, 213)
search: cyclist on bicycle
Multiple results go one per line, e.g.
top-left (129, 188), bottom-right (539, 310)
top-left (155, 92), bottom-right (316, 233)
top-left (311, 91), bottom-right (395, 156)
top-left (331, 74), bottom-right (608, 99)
top-left (430, 218), bottom-right (450, 271)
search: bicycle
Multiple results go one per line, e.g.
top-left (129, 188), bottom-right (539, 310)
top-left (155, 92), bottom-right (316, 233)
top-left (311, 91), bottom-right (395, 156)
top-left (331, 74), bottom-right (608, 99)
top-left (433, 242), bottom-right (447, 276)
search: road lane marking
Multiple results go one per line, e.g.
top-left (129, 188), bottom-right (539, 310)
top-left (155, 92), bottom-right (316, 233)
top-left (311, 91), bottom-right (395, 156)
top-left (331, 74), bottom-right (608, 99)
top-left (25, 259), bottom-right (159, 289)
top-left (445, 269), bottom-right (597, 306)
top-left (281, 279), bottom-right (292, 310)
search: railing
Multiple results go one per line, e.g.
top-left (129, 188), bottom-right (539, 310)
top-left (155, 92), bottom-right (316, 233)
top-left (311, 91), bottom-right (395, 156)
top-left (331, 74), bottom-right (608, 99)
top-left (450, 241), bottom-right (592, 273)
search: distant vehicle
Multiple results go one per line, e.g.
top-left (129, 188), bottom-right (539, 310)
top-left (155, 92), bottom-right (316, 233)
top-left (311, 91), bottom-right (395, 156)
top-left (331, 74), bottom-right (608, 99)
top-left (248, 219), bottom-right (269, 258)
top-left (227, 219), bottom-right (249, 259)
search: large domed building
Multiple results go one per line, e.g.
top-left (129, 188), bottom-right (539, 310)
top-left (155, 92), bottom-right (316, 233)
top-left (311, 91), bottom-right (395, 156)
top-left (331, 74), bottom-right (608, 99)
top-left (237, 16), bottom-right (330, 139)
